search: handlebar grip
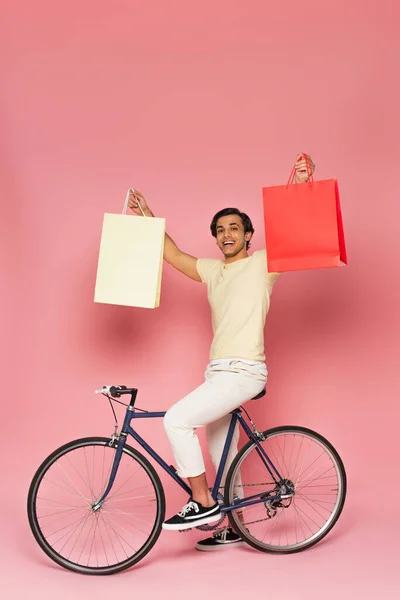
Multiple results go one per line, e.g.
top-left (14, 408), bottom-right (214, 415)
top-left (95, 385), bottom-right (128, 397)
top-left (95, 387), bottom-right (110, 394)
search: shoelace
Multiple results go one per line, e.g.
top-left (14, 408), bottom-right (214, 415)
top-left (214, 527), bottom-right (229, 542)
top-left (178, 501), bottom-right (199, 518)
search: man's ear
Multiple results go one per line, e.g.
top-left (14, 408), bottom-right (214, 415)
top-left (245, 232), bottom-right (252, 241)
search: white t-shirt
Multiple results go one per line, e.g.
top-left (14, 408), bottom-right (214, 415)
top-left (196, 249), bottom-right (280, 362)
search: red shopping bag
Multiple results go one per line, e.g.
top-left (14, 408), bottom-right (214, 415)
top-left (262, 157), bottom-right (347, 272)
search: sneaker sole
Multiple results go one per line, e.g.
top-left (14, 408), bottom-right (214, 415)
top-left (195, 539), bottom-right (245, 552)
top-left (162, 512), bottom-right (222, 531)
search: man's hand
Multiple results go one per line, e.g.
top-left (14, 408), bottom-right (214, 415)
top-left (127, 189), bottom-right (153, 217)
top-left (294, 153), bottom-right (315, 183)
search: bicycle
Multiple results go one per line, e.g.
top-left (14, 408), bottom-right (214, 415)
top-left (27, 384), bottom-right (347, 575)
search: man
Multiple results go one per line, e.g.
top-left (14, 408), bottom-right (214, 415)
top-left (128, 153), bottom-right (315, 550)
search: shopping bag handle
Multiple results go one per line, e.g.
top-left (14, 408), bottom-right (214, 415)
top-left (286, 154), bottom-right (314, 188)
top-left (122, 188), bottom-right (148, 217)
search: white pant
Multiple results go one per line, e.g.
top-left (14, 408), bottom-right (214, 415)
top-left (164, 359), bottom-right (268, 485)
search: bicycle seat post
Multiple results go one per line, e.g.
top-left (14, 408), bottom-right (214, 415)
top-left (129, 389), bottom-right (138, 409)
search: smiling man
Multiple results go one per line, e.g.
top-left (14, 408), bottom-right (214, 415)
top-left (128, 153), bottom-right (315, 550)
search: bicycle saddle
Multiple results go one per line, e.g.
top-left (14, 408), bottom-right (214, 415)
top-left (252, 387), bottom-right (266, 400)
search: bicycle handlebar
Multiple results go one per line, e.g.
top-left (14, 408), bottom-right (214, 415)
top-left (95, 385), bottom-right (130, 398)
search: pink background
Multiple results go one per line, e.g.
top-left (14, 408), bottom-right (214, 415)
top-left (1, 0), bottom-right (400, 597)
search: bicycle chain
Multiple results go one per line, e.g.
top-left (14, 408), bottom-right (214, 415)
top-left (195, 514), bottom-right (227, 532)
top-left (197, 485), bottom-right (276, 532)
top-left (196, 510), bottom-right (276, 533)
top-left (243, 516), bottom-right (273, 525)
top-left (216, 482), bottom-right (275, 491)
top-left (182, 483), bottom-right (278, 533)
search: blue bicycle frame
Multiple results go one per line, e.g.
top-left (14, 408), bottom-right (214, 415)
top-left (94, 388), bottom-right (290, 513)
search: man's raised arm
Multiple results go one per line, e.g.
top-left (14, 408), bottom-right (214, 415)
top-left (128, 189), bottom-right (201, 283)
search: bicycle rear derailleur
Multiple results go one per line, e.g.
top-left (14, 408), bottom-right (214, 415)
top-left (262, 479), bottom-right (295, 516)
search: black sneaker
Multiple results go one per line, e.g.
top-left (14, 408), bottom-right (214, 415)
top-left (162, 499), bottom-right (221, 531)
top-left (195, 526), bottom-right (244, 551)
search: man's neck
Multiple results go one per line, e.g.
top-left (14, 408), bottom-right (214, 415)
top-left (224, 250), bottom-right (249, 264)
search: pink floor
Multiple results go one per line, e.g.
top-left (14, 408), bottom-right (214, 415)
top-left (2, 474), bottom-right (398, 599)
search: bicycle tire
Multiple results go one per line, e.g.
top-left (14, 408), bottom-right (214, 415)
top-left (27, 437), bottom-right (165, 575)
top-left (224, 426), bottom-right (346, 554)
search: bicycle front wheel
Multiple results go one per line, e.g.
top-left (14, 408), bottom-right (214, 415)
top-left (27, 437), bottom-right (165, 575)
top-left (224, 426), bottom-right (346, 554)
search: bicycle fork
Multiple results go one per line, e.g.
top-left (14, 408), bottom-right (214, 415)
top-left (92, 420), bottom-right (131, 511)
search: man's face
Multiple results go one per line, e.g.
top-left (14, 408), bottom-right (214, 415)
top-left (215, 215), bottom-right (252, 258)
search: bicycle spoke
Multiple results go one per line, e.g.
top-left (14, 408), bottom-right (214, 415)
top-left (63, 453), bottom-right (100, 499)
top-left (83, 447), bottom-right (95, 502)
top-left (262, 509), bottom-right (284, 544)
top-left (104, 464), bottom-right (143, 500)
top-left (282, 504), bottom-right (289, 546)
top-left (38, 506), bottom-right (86, 519)
top-left (295, 439), bottom-right (312, 488)
top-left (296, 465), bottom-right (336, 491)
top-left (292, 434), bottom-right (305, 482)
top-left (298, 494), bottom-right (336, 502)
top-left (29, 440), bottom-right (163, 573)
top-left (97, 516), bottom-right (110, 567)
top-left (106, 498), bottom-right (156, 505)
top-left (101, 508), bottom-right (152, 536)
top-left (98, 446), bottom-right (114, 498)
top-left (293, 499), bottom-right (322, 531)
top-left (46, 512), bottom-right (91, 543)
top-left (226, 428), bottom-right (345, 553)
top-left (294, 449), bottom-right (329, 487)
top-left (288, 434), bottom-right (295, 478)
top-left (42, 474), bottom-right (91, 504)
top-left (77, 513), bottom-right (97, 563)
top-left (61, 512), bottom-right (93, 556)
top-left (292, 501), bottom-right (308, 541)
top-left (295, 493), bottom-right (335, 518)
top-left (37, 496), bottom-right (85, 509)
top-left (278, 434), bottom-right (289, 477)
top-left (92, 446), bottom-right (96, 501)
top-left (101, 513), bottom-right (137, 554)
top-left (87, 513), bottom-right (100, 567)
top-left (107, 484), bottom-right (155, 502)
top-left (53, 461), bottom-right (92, 504)
top-left (99, 512), bottom-right (120, 563)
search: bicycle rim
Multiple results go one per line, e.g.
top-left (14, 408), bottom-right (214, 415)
top-left (28, 437), bottom-right (165, 574)
top-left (225, 426), bottom-right (346, 553)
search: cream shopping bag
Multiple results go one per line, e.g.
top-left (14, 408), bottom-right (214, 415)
top-left (94, 189), bottom-right (165, 308)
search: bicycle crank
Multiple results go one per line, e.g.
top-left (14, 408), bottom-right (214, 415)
top-left (196, 513), bottom-right (226, 531)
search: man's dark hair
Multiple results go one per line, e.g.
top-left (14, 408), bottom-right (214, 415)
top-left (210, 208), bottom-right (255, 250)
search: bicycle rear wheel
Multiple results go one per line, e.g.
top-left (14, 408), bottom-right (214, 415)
top-left (27, 437), bottom-right (165, 575)
top-left (224, 426), bottom-right (346, 554)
